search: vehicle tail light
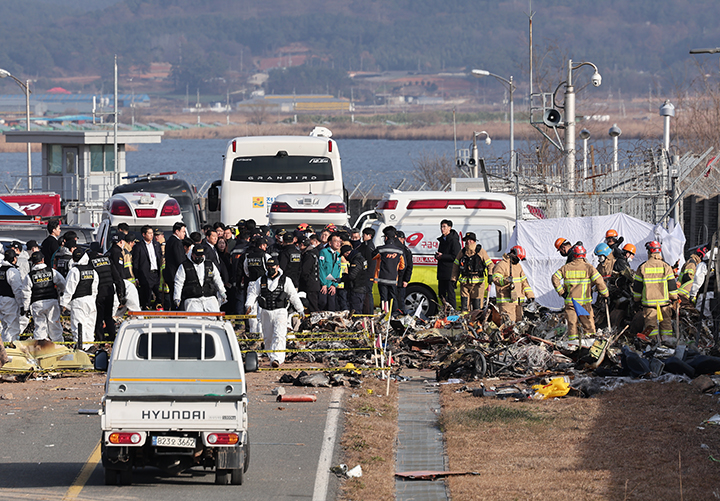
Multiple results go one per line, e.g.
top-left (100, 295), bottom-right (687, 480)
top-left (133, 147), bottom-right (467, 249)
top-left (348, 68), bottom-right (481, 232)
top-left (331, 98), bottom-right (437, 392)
top-left (465, 199), bottom-right (506, 209)
top-left (109, 432), bottom-right (142, 445)
top-left (270, 202), bottom-right (293, 213)
top-left (376, 200), bottom-right (398, 210)
top-left (328, 140), bottom-right (332, 153)
top-left (207, 433), bottom-right (239, 445)
top-left (160, 199), bottom-right (181, 216)
top-left (135, 208), bottom-right (158, 218)
top-left (110, 200), bottom-right (132, 216)
top-left (324, 203), bottom-right (346, 213)
top-left (232, 140), bottom-right (236, 153)
top-left (406, 199), bottom-right (506, 210)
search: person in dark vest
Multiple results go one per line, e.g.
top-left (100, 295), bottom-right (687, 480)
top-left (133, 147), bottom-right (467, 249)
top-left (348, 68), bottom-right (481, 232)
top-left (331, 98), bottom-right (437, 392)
top-left (341, 244), bottom-right (369, 313)
top-left (90, 242), bottom-right (126, 342)
top-left (245, 257), bottom-right (304, 368)
top-left (22, 251), bottom-right (66, 341)
top-left (243, 236), bottom-right (271, 333)
top-left (60, 249), bottom-right (98, 350)
top-left (173, 246), bottom-right (226, 312)
top-left (278, 232), bottom-right (302, 288)
top-left (229, 229), bottom-right (251, 315)
top-left (52, 234), bottom-right (77, 278)
top-left (107, 234), bottom-right (140, 313)
top-left (396, 231), bottom-right (414, 314)
top-left (0, 250), bottom-right (24, 343)
top-left (372, 227), bottom-right (406, 314)
top-left (299, 236), bottom-right (322, 312)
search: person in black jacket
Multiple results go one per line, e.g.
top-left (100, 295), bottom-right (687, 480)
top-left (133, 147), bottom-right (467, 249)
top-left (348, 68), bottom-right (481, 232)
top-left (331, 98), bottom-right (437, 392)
top-left (278, 233), bottom-right (302, 288)
top-left (396, 231), bottom-right (414, 314)
top-left (89, 242), bottom-right (126, 341)
top-left (372, 227), bottom-right (405, 314)
top-left (132, 225), bottom-right (162, 309)
top-left (201, 228), bottom-right (229, 285)
top-left (435, 219), bottom-right (461, 309)
top-left (41, 219), bottom-right (61, 266)
top-left (354, 228), bottom-right (376, 313)
top-left (164, 222), bottom-right (187, 310)
top-left (341, 244), bottom-right (369, 313)
top-left (299, 236), bottom-right (321, 312)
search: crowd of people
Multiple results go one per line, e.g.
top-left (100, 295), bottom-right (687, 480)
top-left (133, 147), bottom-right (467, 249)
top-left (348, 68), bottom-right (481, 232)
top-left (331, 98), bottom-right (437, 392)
top-left (0, 217), bottom-right (699, 369)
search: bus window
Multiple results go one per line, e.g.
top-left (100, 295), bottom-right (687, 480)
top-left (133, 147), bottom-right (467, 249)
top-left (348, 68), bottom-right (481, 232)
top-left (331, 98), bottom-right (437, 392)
top-left (230, 156), bottom-right (334, 183)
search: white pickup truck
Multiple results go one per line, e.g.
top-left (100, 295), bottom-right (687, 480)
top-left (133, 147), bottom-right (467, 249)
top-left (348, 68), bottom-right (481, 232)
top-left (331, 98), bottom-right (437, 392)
top-left (98, 312), bottom-right (258, 486)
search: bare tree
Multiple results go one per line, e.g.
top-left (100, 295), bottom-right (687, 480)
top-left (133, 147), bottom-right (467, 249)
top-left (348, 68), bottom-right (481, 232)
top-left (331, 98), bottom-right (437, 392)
top-left (674, 61), bottom-right (720, 154)
top-left (247, 102), bottom-right (272, 125)
top-left (411, 153), bottom-right (457, 190)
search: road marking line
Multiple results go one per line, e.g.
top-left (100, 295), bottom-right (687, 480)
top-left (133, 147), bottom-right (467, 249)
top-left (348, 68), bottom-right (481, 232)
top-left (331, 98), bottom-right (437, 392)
top-left (312, 387), bottom-right (343, 501)
top-left (63, 440), bottom-right (101, 501)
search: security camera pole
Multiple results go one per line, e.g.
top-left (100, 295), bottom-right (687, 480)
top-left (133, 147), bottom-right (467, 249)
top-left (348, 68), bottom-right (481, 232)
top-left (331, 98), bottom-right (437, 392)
top-left (564, 60), bottom-right (601, 217)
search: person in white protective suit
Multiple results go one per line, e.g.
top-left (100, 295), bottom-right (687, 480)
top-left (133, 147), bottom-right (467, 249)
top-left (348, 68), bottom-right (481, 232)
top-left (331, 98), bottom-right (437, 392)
top-left (0, 250), bottom-right (25, 343)
top-left (22, 251), bottom-right (66, 342)
top-left (13, 240), bottom-right (36, 337)
top-left (173, 245), bottom-right (226, 312)
top-left (60, 249), bottom-right (98, 350)
top-left (245, 257), bottom-right (304, 368)
top-left (243, 236), bottom-right (271, 334)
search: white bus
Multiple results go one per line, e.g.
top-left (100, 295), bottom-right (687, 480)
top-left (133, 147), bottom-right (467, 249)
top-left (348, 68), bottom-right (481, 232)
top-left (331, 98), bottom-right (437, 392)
top-left (209, 127), bottom-right (344, 226)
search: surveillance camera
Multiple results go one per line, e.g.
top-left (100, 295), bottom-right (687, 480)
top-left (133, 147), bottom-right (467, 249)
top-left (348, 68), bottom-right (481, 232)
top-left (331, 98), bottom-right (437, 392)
top-left (591, 72), bottom-right (602, 87)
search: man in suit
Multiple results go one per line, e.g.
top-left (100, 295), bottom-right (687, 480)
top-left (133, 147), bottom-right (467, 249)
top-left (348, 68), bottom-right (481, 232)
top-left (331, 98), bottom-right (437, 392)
top-left (164, 222), bottom-right (187, 310)
top-left (132, 225), bottom-right (163, 309)
top-left (201, 228), bottom-right (229, 285)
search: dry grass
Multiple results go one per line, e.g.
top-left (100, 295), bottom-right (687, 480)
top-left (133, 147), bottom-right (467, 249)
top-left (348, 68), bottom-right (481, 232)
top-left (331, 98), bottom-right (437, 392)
top-left (440, 380), bottom-right (720, 500)
top-left (338, 375), bottom-right (398, 501)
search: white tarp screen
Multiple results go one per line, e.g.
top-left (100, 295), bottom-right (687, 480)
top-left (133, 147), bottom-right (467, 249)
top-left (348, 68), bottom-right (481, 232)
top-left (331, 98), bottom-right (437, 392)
top-left (507, 213), bottom-right (687, 309)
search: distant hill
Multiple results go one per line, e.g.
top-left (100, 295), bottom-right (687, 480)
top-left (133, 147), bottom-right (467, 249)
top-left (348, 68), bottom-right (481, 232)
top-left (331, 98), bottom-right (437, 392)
top-left (0, 0), bottom-right (718, 97)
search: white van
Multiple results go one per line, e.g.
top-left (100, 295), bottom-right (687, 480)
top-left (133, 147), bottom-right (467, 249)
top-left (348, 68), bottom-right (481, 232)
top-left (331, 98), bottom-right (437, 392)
top-left (209, 127), bottom-right (345, 226)
top-left (96, 192), bottom-right (184, 251)
top-left (363, 190), bottom-right (517, 315)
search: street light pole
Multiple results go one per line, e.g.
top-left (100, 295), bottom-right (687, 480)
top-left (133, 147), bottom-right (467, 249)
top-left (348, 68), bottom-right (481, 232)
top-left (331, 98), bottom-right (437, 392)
top-left (580, 128), bottom-right (591, 191)
top-left (0, 69), bottom-right (32, 191)
top-left (564, 59), bottom-right (601, 214)
top-left (471, 69), bottom-right (515, 173)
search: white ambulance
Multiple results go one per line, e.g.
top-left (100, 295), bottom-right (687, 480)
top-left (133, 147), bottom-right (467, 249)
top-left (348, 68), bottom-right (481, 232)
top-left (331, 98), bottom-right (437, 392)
top-left (362, 190), bottom-right (518, 315)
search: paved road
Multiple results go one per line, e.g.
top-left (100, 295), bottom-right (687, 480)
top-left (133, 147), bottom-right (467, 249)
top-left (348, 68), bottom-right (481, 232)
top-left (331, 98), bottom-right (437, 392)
top-left (0, 373), bottom-right (344, 501)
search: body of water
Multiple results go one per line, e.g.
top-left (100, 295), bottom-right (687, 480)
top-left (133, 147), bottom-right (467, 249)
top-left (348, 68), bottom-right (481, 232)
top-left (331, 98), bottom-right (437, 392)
top-left (0, 135), bottom-right (642, 197)
top-left (0, 137), bottom-right (513, 196)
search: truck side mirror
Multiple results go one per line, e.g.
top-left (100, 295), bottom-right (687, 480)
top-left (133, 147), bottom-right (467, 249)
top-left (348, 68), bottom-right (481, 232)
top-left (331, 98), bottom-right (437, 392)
top-left (208, 186), bottom-right (219, 212)
top-left (244, 352), bottom-right (258, 373)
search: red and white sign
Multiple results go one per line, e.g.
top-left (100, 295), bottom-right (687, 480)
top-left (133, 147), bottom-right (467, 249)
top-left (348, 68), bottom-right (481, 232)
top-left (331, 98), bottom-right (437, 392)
top-left (0, 193), bottom-right (61, 217)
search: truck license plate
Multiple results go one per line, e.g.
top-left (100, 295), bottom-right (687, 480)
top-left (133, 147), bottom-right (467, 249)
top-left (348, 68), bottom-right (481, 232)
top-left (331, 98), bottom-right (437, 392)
top-left (152, 436), bottom-right (196, 448)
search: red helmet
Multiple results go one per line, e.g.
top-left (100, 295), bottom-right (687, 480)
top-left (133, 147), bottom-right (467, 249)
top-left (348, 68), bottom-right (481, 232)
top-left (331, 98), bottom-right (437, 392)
top-left (605, 229), bottom-right (618, 239)
top-left (554, 237), bottom-right (569, 251)
top-left (645, 241), bottom-right (662, 253)
top-left (510, 245), bottom-right (526, 260)
top-left (572, 245), bottom-right (587, 259)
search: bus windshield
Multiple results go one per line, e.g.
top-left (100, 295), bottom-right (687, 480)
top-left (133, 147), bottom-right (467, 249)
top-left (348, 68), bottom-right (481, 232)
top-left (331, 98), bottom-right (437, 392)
top-left (230, 156), bottom-right (334, 183)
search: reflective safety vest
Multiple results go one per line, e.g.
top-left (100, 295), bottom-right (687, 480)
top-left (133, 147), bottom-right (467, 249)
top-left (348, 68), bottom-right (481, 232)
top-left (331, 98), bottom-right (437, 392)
top-left (72, 264), bottom-right (95, 300)
top-left (258, 274), bottom-right (289, 310)
top-left (30, 268), bottom-right (58, 303)
top-left (181, 260), bottom-right (216, 299)
top-left (678, 254), bottom-right (701, 298)
top-left (453, 244), bottom-right (493, 284)
top-left (491, 255), bottom-right (534, 303)
top-left (551, 258), bottom-right (608, 305)
top-left (0, 264), bottom-right (15, 297)
top-left (632, 254), bottom-right (678, 306)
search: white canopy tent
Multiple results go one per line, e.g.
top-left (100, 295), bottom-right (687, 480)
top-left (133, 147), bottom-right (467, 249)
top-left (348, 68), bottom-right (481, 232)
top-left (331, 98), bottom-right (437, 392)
top-left (507, 213), bottom-right (687, 310)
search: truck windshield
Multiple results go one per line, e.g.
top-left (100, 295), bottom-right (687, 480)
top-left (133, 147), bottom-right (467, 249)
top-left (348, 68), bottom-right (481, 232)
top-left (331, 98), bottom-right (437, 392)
top-left (230, 156), bottom-right (334, 182)
top-left (136, 332), bottom-right (216, 360)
